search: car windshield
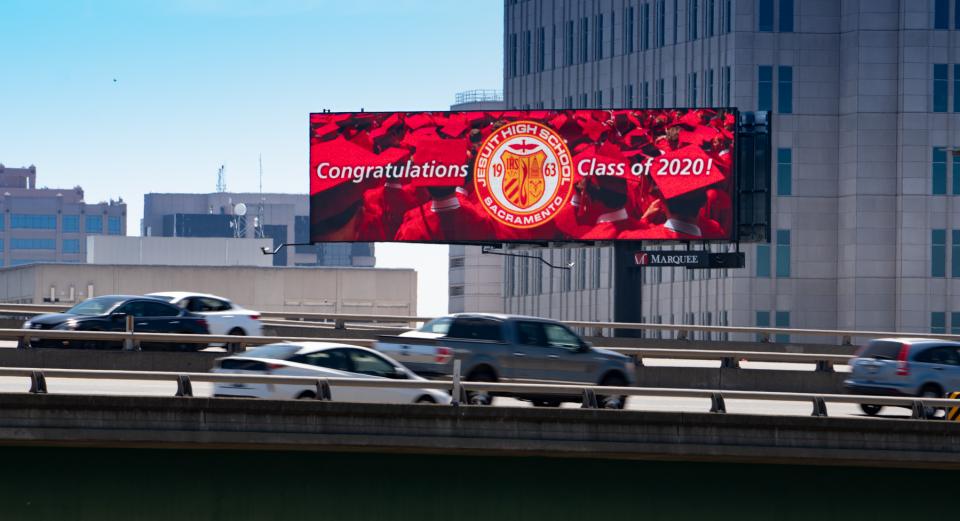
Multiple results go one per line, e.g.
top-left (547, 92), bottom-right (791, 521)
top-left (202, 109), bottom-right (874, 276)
top-left (420, 317), bottom-right (452, 334)
top-left (66, 296), bottom-right (128, 316)
top-left (242, 344), bottom-right (302, 361)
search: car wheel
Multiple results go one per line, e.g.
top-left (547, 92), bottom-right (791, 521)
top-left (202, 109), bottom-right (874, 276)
top-left (296, 391), bottom-right (316, 400)
top-left (859, 404), bottom-right (883, 416)
top-left (226, 328), bottom-right (246, 354)
top-left (466, 369), bottom-right (496, 406)
top-left (532, 399), bottom-right (562, 407)
top-left (599, 373), bottom-right (628, 409)
top-left (415, 395), bottom-right (437, 404)
top-left (919, 384), bottom-right (943, 418)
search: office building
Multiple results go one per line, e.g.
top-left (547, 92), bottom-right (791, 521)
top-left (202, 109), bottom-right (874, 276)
top-left (450, 0), bottom-right (960, 338)
top-left (142, 192), bottom-right (375, 268)
top-left (0, 164), bottom-right (126, 267)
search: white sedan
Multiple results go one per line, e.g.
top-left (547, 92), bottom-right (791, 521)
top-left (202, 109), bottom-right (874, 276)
top-left (147, 292), bottom-right (262, 349)
top-left (211, 342), bottom-right (452, 404)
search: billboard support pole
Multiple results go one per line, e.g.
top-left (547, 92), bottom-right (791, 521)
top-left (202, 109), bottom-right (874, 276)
top-left (613, 241), bottom-right (643, 338)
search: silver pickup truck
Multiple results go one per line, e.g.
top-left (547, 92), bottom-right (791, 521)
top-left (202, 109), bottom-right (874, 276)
top-left (374, 313), bottom-right (636, 407)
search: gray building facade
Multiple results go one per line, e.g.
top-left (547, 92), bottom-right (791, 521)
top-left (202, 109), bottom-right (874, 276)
top-left (450, 0), bottom-right (960, 337)
top-left (142, 193), bottom-right (375, 268)
top-left (0, 164), bottom-right (126, 267)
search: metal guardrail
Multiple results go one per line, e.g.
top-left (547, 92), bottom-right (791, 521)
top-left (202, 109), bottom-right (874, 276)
top-left (616, 348), bottom-right (850, 372)
top-left (3, 304), bottom-right (958, 345)
top-left (1, 366), bottom-right (957, 420)
top-left (0, 328), bottom-right (374, 350)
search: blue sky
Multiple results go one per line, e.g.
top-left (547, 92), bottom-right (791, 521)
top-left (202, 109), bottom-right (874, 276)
top-left (0, 0), bottom-right (504, 315)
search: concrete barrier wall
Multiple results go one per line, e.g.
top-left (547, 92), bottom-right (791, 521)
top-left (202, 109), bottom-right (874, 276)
top-left (0, 394), bottom-right (956, 469)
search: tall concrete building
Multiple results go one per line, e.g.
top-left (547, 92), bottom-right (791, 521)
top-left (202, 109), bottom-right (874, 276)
top-left (450, 0), bottom-right (960, 337)
top-left (142, 193), bottom-right (375, 268)
top-left (448, 90), bottom-right (509, 314)
top-left (0, 164), bottom-right (126, 267)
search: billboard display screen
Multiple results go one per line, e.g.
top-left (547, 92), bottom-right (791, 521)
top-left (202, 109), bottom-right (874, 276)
top-left (310, 108), bottom-right (735, 243)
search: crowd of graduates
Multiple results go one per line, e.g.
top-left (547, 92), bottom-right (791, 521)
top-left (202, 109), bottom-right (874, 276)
top-left (309, 108), bottom-right (735, 243)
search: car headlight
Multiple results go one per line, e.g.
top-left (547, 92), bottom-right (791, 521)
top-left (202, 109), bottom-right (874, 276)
top-left (53, 321), bottom-right (78, 330)
top-left (22, 321), bottom-right (32, 329)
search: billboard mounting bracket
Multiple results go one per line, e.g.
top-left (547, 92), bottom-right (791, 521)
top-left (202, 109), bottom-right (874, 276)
top-left (481, 245), bottom-right (573, 271)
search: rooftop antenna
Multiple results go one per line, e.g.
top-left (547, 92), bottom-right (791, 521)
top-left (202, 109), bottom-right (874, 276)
top-left (255, 154), bottom-right (266, 238)
top-left (216, 164), bottom-right (227, 193)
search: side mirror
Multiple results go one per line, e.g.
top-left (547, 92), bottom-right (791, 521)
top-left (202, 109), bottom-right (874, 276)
top-left (111, 312), bottom-right (128, 321)
top-left (577, 342), bottom-right (591, 353)
top-left (390, 367), bottom-right (408, 379)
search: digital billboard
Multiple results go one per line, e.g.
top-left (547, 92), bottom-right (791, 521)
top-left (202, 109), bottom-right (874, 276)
top-left (309, 108), bottom-right (735, 243)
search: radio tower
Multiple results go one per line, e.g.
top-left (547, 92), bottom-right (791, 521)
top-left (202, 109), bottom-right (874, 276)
top-left (216, 164), bottom-right (227, 193)
top-left (255, 155), bottom-right (266, 239)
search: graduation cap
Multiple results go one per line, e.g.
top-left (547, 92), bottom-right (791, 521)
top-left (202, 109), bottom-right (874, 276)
top-left (404, 113), bottom-right (435, 130)
top-left (369, 113), bottom-right (404, 141)
top-left (650, 145), bottom-right (726, 200)
top-left (439, 114), bottom-right (469, 138)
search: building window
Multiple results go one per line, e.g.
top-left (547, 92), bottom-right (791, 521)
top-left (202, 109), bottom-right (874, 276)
top-left (672, 75), bottom-right (678, 107)
top-left (11, 238), bottom-right (55, 250)
top-left (625, 84), bottom-right (634, 106)
top-left (0, 215), bottom-right (3, 230)
top-left (956, 0), bottom-right (960, 29)
top-left (580, 93), bottom-right (588, 108)
top-left (756, 311), bottom-right (770, 341)
top-left (641, 2), bottom-right (650, 50)
top-left (775, 311), bottom-right (790, 343)
top-left (85, 215), bottom-right (103, 234)
top-left (565, 20), bottom-right (574, 66)
top-left (625, 5), bottom-right (635, 53)
top-left (688, 72), bottom-right (697, 105)
top-left (724, 0), bottom-right (732, 33)
top-left (0, 239), bottom-right (3, 251)
top-left (777, 148), bottom-right (792, 196)
top-left (657, 78), bottom-right (665, 107)
top-left (11, 214), bottom-right (56, 229)
top-left (592, 248), bottom-right (602, 288)
top-left (955, 65), bottom-right (960, 114)
top-left (449, 285), bottom-right (465, 297)
top-left (934, 64), bottom-right (948, 113)
top-left (706, 69), bottom-right (715, 106)
top-left (723, 66), bottom-right (731, 105)
top-left (537, 27), bottom-right (545, 72)
top-left (580, 17), bottom-right (589, 63)
top-left (642, 81), bottom-right (650, 108)
top-left (108, 216), bottom-right (122, 235)
top-left (687, 0), bottom-right (698, 40)
top-left (776, 229), bottom-right (791, 277)
top-left (534, 253), bottom-right (543, 294)
top-left (62, 239), bottom-right (80, 254)
top-left (522, 30), bottom-right (531, 74)
top-left (756, 244), bottom-right (771, 277)
top-left (508, 33), bottom-right (517, 77)
top-left (953, 230), bottom-right (960, 277)
top-left (562, 250), bottom-right (572, 291)
top-left (931, 312), bottom-right (947, 334)
top-left (932, 229), bottom-right (947, 277)
top-left (758, 65), bottom-right (772, 111)
top-left (758, 0), bottom-right (773, 31)
top-left (565, 95), bottom-right (573, 109)
top-left (705, 0), bottom-right (715, 37)
top-left (777, 65), bottom-right (793, 113)
top-left (952, 312), bottom-right (960, 334)
top-left (594, 15), bottom-right (604, 60)
top-left (450, 256), bottom-right (465, 268)
top-left (779, 0), bottom-right (793, 32)
top-left (935, 0), bottom-right (949, 30)
top-left (593, 90), bottom-right (602, 107)
top-left (672, 0), bottom-right (678, 44)
top-left (656, 0), bottom-right (666, 47)
top-left (933, 147), bottom-right (948, 195)
top-left (62, 215), bottom-right (79, 232)
top-left (504, 258), bottom-right (514, 296)
top-left (954, 150), bottom-right (960, 195)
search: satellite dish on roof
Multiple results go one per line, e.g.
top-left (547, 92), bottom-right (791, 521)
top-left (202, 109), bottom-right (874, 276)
top-left (234, 203), bottom-right (247, 216)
